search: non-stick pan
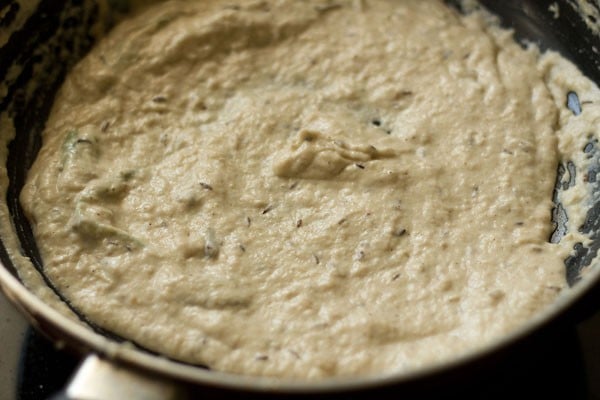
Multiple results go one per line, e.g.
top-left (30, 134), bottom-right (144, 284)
top-left (1, 0), bottom-right (599, 398)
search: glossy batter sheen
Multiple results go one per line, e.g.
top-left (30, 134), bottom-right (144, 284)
top-left (19, 0), bottom-right (600, 378)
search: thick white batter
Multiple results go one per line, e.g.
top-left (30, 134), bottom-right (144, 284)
top-left (19, 0), bottom-right (600, 378)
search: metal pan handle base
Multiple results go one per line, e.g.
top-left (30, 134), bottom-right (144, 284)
top-left (49, 354), bottom-right (185, 400)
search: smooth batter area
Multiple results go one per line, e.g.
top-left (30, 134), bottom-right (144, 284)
top-left (19, 0), bottom-right (600, 378)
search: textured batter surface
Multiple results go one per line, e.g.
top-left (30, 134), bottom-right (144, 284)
top-left (20, 0), bottom-right (600, 378)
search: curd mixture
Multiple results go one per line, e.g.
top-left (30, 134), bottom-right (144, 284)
top-left (19, 0), bottom-right (600, 378)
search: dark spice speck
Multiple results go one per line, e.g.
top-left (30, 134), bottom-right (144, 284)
top-left (393, 228), bottom-right (407, 237)
top-left (200, 182), bottom-right (213, 191)
top-left (152, 95), bottom-right (168, 103)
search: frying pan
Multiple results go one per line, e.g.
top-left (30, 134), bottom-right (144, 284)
top-left (1, 0), bottom-right (600, 398)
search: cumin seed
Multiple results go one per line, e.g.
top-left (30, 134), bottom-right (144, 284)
top-left (355, 163), bottom-right (365, 169)
top-left (262, 205), bottom-right (274, 214)
top-left (313, 253), bottom-right (320, 264)
top-left (315, 3), bottom-right (342, 12)
top-left (288, 349), bottom-right (301, 359)
top-left (393, 229), bottom-right (407, 237)
top-left (296, 219), bottom-right (303, 228)
top-left (152, 95), bottom-right (168, 103)
top-left (75, 138), bottom-right (93, 145)
top-left (199, 182), bottom-right (213, 191)
top-left (205, 228), bottom-right (219, 258)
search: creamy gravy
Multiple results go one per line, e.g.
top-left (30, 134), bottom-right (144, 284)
top-left (19, 0), bottom-right (600, 378)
